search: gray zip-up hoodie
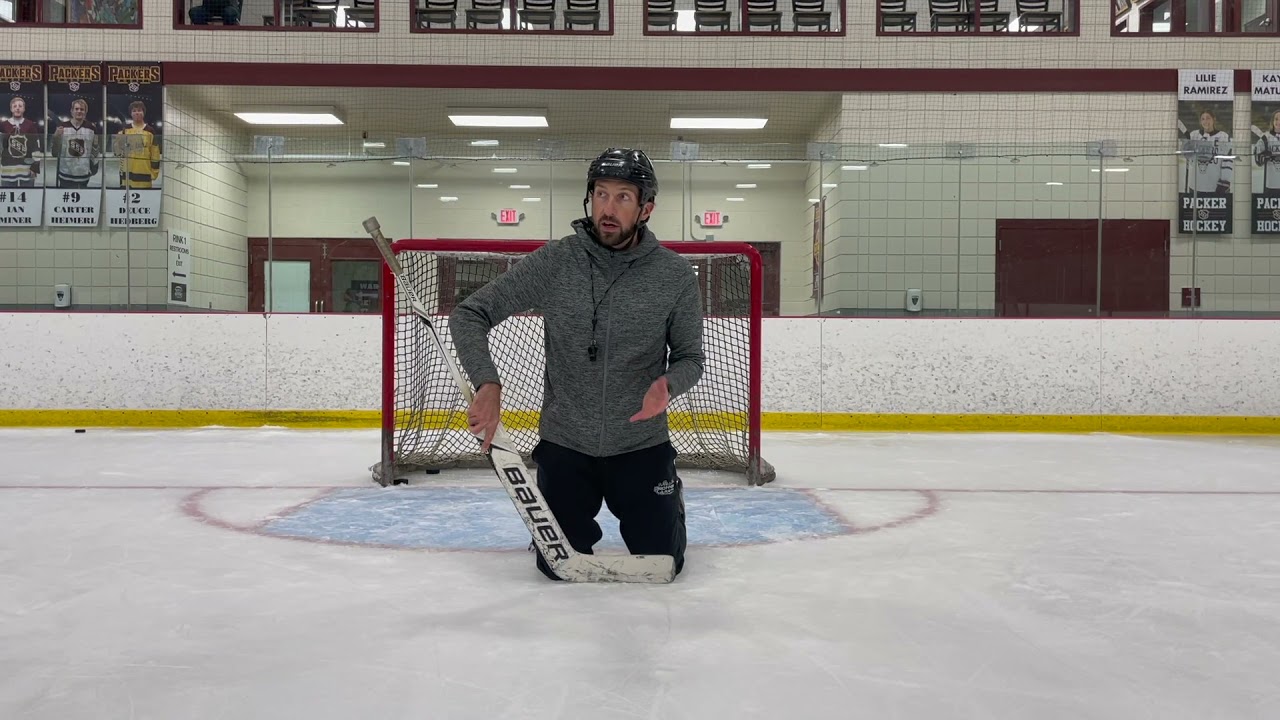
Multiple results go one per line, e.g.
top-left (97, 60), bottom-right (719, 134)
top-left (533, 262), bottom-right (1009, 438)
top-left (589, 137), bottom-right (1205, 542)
top-left (448, 218), bottom-right (704, 458)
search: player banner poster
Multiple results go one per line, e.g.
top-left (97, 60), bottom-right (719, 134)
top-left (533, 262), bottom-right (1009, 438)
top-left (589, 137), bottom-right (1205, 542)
top-left (167, 228), bottom-right (191, 306)
top-left (105, 62), bottom-right (163, 228)
top-left (44, 61), bottom-right (104, 227)
top-left (1177, 69), bottom-right (1234, 234)
top-left (1251, 71), bottom-right (1280, 234)
top-left (0, 61), bottom-right (46, 227)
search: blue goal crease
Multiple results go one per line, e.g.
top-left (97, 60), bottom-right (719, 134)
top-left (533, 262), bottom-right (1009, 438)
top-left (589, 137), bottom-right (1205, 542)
top-left (260, 487), bottom-right (850, 550)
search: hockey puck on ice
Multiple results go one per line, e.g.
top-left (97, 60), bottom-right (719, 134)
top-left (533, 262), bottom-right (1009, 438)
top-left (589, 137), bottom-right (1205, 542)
top-left (74, 429), bottom-right (86, 433)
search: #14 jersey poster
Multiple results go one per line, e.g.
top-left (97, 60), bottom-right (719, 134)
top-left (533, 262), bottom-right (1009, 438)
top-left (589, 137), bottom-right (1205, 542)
top-left (0, 61), bottom-right (45, 227)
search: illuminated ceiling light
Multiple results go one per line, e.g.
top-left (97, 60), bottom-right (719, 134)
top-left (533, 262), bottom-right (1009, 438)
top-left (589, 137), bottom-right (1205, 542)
top-left (448, 108), bottom-right (548, 128)
top-left (669, 117), bottom-right (768, 129)
top-left (233, 107), bottom-right (343, 125)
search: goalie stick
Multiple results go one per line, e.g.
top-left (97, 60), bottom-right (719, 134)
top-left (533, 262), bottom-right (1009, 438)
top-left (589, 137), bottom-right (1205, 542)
top-left (362, 217), bottom-right (676, 585)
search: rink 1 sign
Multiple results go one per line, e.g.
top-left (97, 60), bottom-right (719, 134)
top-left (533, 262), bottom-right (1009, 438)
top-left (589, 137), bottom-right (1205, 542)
top-left (167, 228), bottom-right (191, 306)
top-left (106, 188), bottom-right (161, 227)
top-left (1177, 69), bottom-right (1234, 235)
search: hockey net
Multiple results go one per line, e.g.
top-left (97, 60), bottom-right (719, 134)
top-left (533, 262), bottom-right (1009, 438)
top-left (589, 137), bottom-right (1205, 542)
top-left (372, 238), bottom-right (774, 487)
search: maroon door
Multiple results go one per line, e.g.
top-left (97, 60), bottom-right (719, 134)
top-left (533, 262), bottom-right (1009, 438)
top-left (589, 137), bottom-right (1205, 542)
top-left (996, 221), bottom-right (1097, 317)
top-left (248, 237), bottom-right (386, 313)
top-left (996, 219), bottom-right (1170, 318)
top-left (1100, 220), bottom-right (1170, 317)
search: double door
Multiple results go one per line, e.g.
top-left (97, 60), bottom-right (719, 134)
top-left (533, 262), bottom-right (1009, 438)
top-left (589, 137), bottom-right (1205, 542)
top-left (248, 237), bottom-right (384, 313)
top-left (995, 219), bottom-right (1170, 317)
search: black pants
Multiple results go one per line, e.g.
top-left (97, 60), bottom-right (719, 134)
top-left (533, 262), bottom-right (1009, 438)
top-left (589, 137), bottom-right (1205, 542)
top-left (530, 439), bottom-right (686, 581)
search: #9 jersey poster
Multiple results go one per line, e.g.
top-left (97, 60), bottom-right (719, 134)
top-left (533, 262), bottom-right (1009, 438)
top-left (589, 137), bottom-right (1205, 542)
top-left (0, 61), bottom-right (46, 227)
top-left (45, 61), bottom-right (104, 227)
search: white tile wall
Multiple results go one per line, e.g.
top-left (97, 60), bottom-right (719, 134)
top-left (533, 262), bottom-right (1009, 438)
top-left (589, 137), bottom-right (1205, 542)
top-left (10, 3), bottom-right (1279, 315)
top-left (0, 101), bottom-right (248, 310)
top-left (160, 104), bottom-right (250, 311)
top-left (819, 92), bottom-right (1280, 314)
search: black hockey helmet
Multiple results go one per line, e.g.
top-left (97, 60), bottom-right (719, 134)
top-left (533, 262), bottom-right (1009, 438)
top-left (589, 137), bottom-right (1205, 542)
top-left (586, 147), bottom-right (658, 204)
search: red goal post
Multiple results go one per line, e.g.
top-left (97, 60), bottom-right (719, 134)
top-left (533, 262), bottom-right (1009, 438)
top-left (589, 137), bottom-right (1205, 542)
top-left (374, 238), bottom-right (774, 486)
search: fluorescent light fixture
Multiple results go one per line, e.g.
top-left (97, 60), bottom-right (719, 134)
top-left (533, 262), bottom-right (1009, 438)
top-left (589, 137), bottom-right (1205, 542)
top-left (747, 163), bottom-right (771, 169)
top-left (522, 197), bottom-right (542, 202)
top-left (1215, 155), bottom-right (1237, 160)
top-left (470, 139), bottom-right (500, 146)
top-left (808, 198), bottom-right (820, 203)
top-left (1090, 168), bottom-right (1131, 173)
top-left (878, 143), bottom-right (908, 148)
top-left (1045, 181), bottom-right (1064, 186)
top-left (233, 107), bottom-right (343, 125)
top-left (362, 141), bottom-right (385, 148)
top-left (822, 183), bottom-right (837, 188)
top-left (392, 160), bottom-right (410, 166)
top-left (509, 184), bottom-right (531, 189)
top-left (842, 165), bottom-right (868, 171)
top-left (440, 196), bottom-right (459, 202)
top-left (736, 183), bottom-right (757, 189)
top-left (669, 117), bottom-right (768, 130)
top-left (726, 197), bottom-right (745, 202)
top-left (416, 183), bottom-right (438, 188)
top-left (492, 168), bottom-right (518, 174)
top-left (448, 108), bottom-right (547, 128)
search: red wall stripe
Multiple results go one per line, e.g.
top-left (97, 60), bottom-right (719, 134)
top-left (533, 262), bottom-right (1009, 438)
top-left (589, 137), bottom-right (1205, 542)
top-left (160, 63), bottom-right (1231, 93)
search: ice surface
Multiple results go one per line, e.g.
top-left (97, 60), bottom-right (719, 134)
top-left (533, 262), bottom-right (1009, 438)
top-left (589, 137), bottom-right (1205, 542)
top-left (2, 428), bottom-right (1279, 719)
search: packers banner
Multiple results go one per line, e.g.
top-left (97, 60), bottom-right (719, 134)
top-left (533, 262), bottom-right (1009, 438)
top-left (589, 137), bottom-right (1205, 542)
top-left (1177, 69), bottom-right (1234, 234)
top-left (45, 61), bottom-right (104, 226)
top-left (0, 62), bottom-right (45, 227)
top-left (1252, 70), bottom-right (1280, 235)
top-left (105, 62), bottom-right (163, 228)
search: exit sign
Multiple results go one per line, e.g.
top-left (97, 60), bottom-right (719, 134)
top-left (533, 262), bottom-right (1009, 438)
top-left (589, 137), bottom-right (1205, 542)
top-left (702, 211), bottom-right (723, 227)
top-left (497, 208), bottom-right (520, 225)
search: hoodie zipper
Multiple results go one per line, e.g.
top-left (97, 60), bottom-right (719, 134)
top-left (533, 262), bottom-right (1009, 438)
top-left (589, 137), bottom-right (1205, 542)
top-left (598, 272), bottom-right (613, 455)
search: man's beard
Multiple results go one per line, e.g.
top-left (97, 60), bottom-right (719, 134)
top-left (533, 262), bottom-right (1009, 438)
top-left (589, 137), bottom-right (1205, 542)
top-left (595, 216), bottom-right (639, 249)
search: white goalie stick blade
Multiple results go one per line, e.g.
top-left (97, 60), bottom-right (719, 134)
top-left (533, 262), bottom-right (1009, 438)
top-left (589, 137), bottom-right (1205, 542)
top-left (487, 433), bottom-right (676, 584)
top-left (362, 216), bottom-right (676, 584)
